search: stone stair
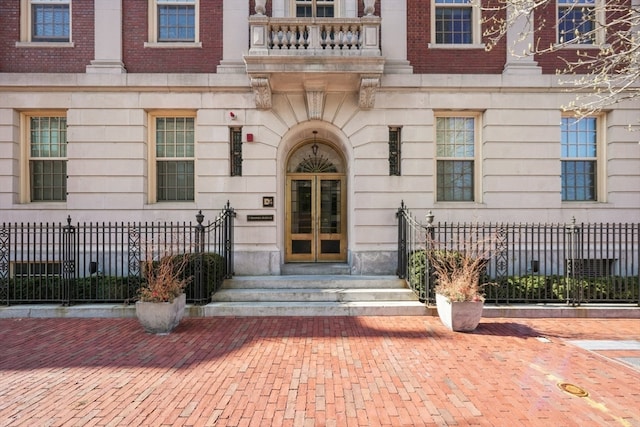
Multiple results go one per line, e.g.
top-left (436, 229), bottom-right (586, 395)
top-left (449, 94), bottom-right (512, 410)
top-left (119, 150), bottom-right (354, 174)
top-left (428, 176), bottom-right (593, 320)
top-left (204, 274), bottom-right (430, 316)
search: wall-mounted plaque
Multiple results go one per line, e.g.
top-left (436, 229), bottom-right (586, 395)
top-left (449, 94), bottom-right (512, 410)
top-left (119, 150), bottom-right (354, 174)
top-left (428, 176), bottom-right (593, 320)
top-left (247, 215), bottom-right (274, 222)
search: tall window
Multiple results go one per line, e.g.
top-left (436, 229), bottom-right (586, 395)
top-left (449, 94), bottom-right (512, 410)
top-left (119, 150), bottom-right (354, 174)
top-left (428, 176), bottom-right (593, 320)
top-left (436, 116), bottom-right (476, 202)
top-left (154, 116), bottom-right (195, 202)
top-left (28, 115), bottom-right (67, 202)
top-left (557, 0), bottom-right (596, 44)
top-left (389, 127), bottom-right (401, 176)
top-left (433, 0), bottom-right (477, 45)
top-left (230, 127), bottom-right (243, 177)
top-left (21, 0), bottom-right (71, 43)
top-left (561, 117), bottom-right (598, 201)
top-left (295, 0), bottom-right (335, 18)
top-left (148, 0), bottom-right (199, 44)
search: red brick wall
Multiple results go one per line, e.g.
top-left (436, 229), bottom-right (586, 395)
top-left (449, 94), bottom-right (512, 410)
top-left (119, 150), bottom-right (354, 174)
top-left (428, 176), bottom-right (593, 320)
top-left (0, 1), bottom-right (94, 73)
top-left (406, 0), bottom-right (506, 74)
top-left (122, 0), bottom-right (223, 73)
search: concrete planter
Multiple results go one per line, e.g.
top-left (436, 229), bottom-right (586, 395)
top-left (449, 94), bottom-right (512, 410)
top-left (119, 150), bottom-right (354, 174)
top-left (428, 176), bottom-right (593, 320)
top-left (135, 293), bottom-right (186, 334)
top-left (435, 293), bottom-right (484, 332)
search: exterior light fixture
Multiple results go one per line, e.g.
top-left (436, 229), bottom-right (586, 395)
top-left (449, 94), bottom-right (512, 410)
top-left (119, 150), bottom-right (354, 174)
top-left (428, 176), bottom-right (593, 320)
top-left (312, 130), bottom-right (318, 155)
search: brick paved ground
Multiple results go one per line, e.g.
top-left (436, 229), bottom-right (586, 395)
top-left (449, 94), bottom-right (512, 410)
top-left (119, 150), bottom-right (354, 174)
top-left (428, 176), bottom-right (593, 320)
top-left (1, 316), bottom-right (639, 427)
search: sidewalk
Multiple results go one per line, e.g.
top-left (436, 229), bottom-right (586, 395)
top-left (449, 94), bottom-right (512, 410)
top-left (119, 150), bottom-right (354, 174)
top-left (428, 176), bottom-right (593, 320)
top-left (1, 316), bottom-right (639, 426)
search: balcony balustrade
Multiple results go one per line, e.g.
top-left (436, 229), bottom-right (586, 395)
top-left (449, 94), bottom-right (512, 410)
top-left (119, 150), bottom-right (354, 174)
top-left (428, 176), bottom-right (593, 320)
top-left (249, 17), bottom-right (381, 56)
top-left (245, 14), bottom-right (384, 112)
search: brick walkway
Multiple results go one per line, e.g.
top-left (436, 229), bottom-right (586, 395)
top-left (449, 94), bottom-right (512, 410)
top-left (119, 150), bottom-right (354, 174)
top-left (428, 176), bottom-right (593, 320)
top-left (1, 316), bottom-right (639, 427)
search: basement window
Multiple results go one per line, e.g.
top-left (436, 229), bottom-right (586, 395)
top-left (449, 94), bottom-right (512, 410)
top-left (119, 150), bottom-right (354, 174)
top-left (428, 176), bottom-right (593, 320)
top-left (11, 261), bottom-right (62, 278)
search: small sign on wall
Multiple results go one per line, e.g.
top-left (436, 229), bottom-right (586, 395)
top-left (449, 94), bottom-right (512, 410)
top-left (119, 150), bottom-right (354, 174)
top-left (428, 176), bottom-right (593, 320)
top-left (262, 196), bottom-right (274, 207)
top-left (247, 215), bottom-right (274, 222)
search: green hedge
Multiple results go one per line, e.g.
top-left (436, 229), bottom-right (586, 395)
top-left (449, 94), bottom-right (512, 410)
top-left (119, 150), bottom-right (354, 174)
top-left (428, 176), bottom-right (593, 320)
top-left (405, 249), bottom-right (639, 303)
top-left (2, 252), bottom-right (226, 304)
top-left (172, 252), bottom-right (226, 297)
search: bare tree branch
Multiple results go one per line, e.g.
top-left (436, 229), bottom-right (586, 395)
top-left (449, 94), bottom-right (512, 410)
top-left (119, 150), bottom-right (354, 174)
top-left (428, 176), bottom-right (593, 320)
top-left (477, 0), bottom-right (640, 123)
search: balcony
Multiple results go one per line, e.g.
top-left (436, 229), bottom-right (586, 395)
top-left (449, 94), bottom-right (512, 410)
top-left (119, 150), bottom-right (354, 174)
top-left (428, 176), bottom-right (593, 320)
top-left (244, 13), bottom-right (385, 113)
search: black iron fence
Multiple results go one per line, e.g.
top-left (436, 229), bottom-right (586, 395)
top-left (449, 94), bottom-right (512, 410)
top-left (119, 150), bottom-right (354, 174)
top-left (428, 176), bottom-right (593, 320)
top-left (0, 203), bottom-right (236, 306)
top-left (397, 202), bottom-right (640, 305)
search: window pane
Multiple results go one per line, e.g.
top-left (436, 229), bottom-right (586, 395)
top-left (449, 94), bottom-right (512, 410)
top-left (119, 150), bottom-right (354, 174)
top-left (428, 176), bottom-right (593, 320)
top-left (558, 5), bottom-right (595, 44)
top-left (158, 5), bottom-right (195, 41)
top-left (561, 117), bottom-right (596, 158)
top-left (436, 117), bottom-right (474, 157)
top-left (30, 160), bottom-right (67, 201)
top-left (437, 160), bottom-right (474, 201)
top-left (562, 160), bottom-right (596, 201)
top-left (32, 4), bottom-right (70, 42)
top-left (157, 160), bottom-right (194, 201)
top-left (389, 127), bottom-right (401, 176)
top-left (31, 117), bottom-right (67, 157)
top-left (156, 117), bottom-right (194, 201)
top-left (295, 0), bottom-right (334, 17)
top-left (435, 7), bottom-right (472, 44)
top-left (156, 117), bottom-right (194, 158)
top-left (230, 127), bottom-right (243, 177)
top-left (561, 117), bottom-right (597, 200)
top-left (320, 180), bottom-right (341, 234)
top-left (29, 116), bottom-right (67, 202)
top-left (316, 6), bottom-right (334, 17)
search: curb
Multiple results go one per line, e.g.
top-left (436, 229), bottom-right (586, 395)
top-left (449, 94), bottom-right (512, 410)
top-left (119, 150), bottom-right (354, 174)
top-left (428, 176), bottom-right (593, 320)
top-left (1, 303), bottom-right (638, 319)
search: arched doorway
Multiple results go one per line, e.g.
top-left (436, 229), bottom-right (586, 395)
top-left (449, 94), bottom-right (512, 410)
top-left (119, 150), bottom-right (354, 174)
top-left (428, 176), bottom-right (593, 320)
top-left (285, 139), bottom-right (347, 262)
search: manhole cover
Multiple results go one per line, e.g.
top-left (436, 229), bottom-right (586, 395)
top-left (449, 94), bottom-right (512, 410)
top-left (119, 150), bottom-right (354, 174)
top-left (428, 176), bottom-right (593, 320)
top-left (558, 382), bottom-right (589, 397)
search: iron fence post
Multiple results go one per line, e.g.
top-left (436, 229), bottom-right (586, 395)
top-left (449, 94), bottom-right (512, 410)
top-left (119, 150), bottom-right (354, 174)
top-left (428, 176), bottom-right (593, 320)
top-left (195, 210), bottom-right (205, 302)
top-left (396, 201), bottom-right (407, 279)
top-left (0, 224), bottom-right (9, 306)
top-left (565, 217), bottom-right (582, 307)
top-left (224, 201), bottom-right (236, 279)
top-left (127, 225), bottom-right (141, 300)
top-left (425, 210), bottom-right (435, 304)
top-left (494, 226), bottom-right (508, 305)
top-left (62, 216), bottom-right (76, 306)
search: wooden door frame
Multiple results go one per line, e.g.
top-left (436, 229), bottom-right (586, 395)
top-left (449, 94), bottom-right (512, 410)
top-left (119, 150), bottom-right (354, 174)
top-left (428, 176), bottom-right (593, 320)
top-left (285, 173), bottom-right (347, 262)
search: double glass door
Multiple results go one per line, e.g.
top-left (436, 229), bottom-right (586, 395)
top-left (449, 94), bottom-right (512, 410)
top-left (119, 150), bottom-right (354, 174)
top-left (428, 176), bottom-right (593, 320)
top-left (286, 174), bottom-right (346, 262)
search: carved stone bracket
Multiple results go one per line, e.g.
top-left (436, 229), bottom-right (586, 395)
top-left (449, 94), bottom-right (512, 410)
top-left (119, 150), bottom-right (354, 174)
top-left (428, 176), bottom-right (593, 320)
top-left (248, 74), bottom-right (381, 111)
top-left (359, 77), bottom-right (379, 109)
top-left (305, 89), bottom-right (325, 120)
top-left (251, 77), bottom-right (272, 110)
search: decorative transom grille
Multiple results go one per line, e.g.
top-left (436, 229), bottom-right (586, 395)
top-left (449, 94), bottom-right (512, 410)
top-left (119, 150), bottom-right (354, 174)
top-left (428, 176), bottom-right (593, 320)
top-left (295, 155), bottom-right (337, 173)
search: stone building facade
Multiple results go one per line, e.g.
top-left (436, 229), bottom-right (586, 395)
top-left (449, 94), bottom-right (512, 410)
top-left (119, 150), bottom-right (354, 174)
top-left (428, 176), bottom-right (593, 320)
top-left (0, 0), bottom-right (638, 275)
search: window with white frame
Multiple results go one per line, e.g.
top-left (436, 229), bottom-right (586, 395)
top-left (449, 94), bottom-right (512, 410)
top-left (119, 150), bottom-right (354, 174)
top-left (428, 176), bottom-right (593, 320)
top-left (150, 114), bottom-right (195, 202)
top-left (432, 0), bottom-right (479, 45)
top-left (561, 116), bottom-right (599, 201)
top-left (435, 115), bottom-right (477, 202)
top-left (148, 0), bottom-right (199, 45)
top-left (295, 0), bottom-right (335, 17)
top-left (557, 0), bottom-right (597, 44)
top-left (20, 0), bottom-right (71, 43)
top-left (24, 113), bottom-right (68, 202)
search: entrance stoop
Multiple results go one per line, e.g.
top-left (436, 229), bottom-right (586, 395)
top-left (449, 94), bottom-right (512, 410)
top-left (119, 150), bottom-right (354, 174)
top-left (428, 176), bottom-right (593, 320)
top-left (205, 274), bottom-right (430, 316)
top-left (281, 263), bottom-right (351, 275)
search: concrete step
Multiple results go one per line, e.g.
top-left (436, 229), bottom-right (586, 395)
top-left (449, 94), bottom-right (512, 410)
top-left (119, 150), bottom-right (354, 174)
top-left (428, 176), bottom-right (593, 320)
top-left (202, 301), bottom-right (431, 317)
top-left (208, 274), bottom-right (427, 316)
top-left (281, 263), bottom-right (351, 275)
top-left (222, 275), bottom-right (406, 289)
top-left (212, 288), bottom-right (419, 303)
